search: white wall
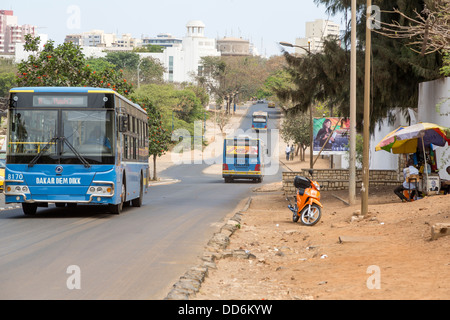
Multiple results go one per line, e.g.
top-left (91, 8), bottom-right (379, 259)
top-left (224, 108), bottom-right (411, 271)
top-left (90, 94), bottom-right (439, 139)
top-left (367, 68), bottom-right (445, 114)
top-left (369, 109), bottom-right (412, 170)
top-left (418, 77), bottom-right (450, 180)
top-left (14, 34), bottom-right (48, 63)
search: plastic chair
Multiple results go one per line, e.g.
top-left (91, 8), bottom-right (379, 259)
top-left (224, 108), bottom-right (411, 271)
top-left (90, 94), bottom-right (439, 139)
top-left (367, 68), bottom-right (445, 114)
top-left (405, 174), bottom-right (419, 201)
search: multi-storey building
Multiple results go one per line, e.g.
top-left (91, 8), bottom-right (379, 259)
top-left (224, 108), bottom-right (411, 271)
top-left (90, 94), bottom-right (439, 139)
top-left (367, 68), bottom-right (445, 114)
top-left (141, 33), bottom-right (182, 49)
top-left (295, 19), bottom-right (340, 55)
top-left (0, 10), bottom-right (37, 55)
top-left (65, 30), bottom-right (142, 50)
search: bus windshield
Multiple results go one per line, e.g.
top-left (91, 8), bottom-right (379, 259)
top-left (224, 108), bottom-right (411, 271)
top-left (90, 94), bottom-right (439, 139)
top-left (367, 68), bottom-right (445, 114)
top-left (225, 139), bottom-right (259, 158)
top-left (252, 115), bottom-right (267, 123)
top-left (8, 109), bottom-right (115, 165)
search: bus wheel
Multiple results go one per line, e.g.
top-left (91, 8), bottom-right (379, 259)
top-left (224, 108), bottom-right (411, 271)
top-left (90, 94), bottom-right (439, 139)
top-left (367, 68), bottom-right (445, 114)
top-left (22, 203), bottom-right (37, 215)
top-left (132, 175), bottom-right (143, 207)
top-left (109, 183), bottom-right (125, 214)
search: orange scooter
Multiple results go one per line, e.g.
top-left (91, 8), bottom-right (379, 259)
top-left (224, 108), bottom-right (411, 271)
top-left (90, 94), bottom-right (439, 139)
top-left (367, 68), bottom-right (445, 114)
top-left (287, 170), bottom-right (323, 226)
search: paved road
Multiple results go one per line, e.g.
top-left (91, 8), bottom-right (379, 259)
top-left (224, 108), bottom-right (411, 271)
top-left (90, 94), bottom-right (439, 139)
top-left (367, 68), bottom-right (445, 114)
top-left (0, 103), bottom-right (282, 299)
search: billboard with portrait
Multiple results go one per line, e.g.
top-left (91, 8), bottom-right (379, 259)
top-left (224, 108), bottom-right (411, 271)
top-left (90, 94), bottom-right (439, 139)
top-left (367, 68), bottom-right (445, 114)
top-left (313, 118), bottom-right (350, 155)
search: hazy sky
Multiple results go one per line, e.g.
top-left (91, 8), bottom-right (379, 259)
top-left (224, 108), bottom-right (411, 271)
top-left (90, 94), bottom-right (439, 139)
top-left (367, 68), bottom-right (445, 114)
top-left (3, 0), bottom-right (345, 57)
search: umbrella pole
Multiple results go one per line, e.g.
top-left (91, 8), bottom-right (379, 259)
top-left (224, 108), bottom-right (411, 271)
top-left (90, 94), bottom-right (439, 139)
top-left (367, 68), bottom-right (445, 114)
top-left (422, 137), bottom-right (428, 195)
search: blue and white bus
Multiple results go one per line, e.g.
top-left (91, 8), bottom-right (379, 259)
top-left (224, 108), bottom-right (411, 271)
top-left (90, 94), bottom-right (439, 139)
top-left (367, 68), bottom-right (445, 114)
top-left (222, 137), bottom-right (264, 183)
top-left (251, 111), bottom-right (268, 132)
top-left (5, 87), bottom-right (149, 215)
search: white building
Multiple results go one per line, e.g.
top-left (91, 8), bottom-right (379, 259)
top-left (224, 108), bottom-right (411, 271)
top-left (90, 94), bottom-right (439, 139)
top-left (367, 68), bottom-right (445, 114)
top-left (63, 20), bottom-right (219, 83)
top-left (144, 20), bottom-right (220, 83)
top-left (295, 19), bottom-right (340, 55)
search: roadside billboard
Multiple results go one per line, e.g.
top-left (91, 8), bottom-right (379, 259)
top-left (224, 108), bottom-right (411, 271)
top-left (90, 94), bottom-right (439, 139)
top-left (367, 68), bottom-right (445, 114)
top-left (313, 118), bottom-right (350, 155)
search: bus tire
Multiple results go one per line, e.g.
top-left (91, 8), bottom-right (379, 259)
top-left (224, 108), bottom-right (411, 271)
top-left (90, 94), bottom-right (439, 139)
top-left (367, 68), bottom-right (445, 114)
top-left (109, 181), bottom-right (125, 214)
top-left (22, 203), bottom-right (37, 215)
top-left (132, 174), bottom-right (143, 207)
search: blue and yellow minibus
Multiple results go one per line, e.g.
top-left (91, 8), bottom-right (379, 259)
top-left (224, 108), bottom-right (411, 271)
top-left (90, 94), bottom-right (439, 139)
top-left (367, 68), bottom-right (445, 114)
top-left (251, 111), bottom-right (268, 132)
top-left (222, 137), bottom-right (264, 183)
top-left (5, 87), bottom-right (149, 215)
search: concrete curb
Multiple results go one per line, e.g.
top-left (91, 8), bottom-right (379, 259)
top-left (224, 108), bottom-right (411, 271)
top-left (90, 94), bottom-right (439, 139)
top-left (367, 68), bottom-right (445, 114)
top-left (148, 179), bottom-right (180, 187)
top-left (164, 196), bottom-right (253, 300)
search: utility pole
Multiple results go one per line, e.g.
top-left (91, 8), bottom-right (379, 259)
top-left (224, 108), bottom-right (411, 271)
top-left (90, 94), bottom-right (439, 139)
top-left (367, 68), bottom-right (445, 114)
top-left (349, 0), bottom-right (357, 205)
top-left (362, 0), bottom-right (372, 216)
top-left (310, 104), bottom-right (313, 169)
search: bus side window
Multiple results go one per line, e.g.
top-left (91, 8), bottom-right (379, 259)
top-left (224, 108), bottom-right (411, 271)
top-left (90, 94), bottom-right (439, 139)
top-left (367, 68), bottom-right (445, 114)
top-left (124, 135), bottom-right (128, 160)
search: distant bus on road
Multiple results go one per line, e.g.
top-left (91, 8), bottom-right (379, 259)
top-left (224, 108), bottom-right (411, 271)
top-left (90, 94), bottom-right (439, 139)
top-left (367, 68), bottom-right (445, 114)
top-left (251, 111), bottom-right (268, 132)
top-left (6, 87), bottom-right (149, 215)
top-left (222, 137), bottom-right (264, 183)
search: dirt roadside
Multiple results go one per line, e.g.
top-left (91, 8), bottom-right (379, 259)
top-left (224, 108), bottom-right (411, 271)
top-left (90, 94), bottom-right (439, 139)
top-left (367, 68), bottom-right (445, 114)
top-left (155, 105), bottom-right (450, 300)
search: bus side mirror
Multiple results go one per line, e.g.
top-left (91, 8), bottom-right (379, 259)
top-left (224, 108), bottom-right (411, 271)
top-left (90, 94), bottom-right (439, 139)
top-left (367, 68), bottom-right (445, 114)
top-left (119, 114), bottom-right (128, 132)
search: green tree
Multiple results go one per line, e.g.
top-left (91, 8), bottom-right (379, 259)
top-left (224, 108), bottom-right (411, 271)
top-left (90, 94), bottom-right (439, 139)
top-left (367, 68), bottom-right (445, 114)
top-left (16, 35), bottom-right (133, 96)
top-left (131, 83), bottom-right (204, 139)
top-left (104, 52), bottom-right (140, 70)
top-left (197, 55), bottom-right (268, 114)
top-left (0, 72), bottom-right (16, 98)
top-left (0, 58), bottom-right (17, 97)
top-left (278, 0), bottom-right (444, 133)
top-left (141, 101), bottom-right (171, 181)
top-left (281, 111), bottom-right (311, 161)
top-left (131, 94), bottom-right (171, 180)
top-left (133, 45), bottom-right (164, 53)
top-left (175, 89), bottom-right (204, 123)
top-left (441, 53), bottom-right (450, 77)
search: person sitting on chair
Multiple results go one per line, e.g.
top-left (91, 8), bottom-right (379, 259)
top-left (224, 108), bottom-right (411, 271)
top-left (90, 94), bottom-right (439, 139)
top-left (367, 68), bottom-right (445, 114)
top-left (394, 159), bottom-right (419, 202)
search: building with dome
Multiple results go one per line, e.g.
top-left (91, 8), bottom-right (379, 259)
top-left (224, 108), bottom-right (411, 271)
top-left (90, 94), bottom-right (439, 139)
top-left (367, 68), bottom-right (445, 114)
top-left (140, 20), bottom-right (220, 83)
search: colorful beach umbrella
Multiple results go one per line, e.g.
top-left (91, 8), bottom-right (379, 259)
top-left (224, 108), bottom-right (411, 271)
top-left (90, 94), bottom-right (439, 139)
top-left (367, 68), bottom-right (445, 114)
top-left (375, 122), bottom-right (450, 154)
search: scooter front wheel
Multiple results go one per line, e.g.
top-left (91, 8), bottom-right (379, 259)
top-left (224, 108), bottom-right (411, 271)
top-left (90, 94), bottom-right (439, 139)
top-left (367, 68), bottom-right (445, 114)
top-left (300, 204), bottom-right (321, 226)
top-left (292, 205), bottom-right (299, 222)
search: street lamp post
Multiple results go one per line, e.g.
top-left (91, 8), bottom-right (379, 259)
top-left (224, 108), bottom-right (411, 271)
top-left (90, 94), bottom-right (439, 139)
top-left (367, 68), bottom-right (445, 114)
top-left (279, 41), bottom-right (313, 169)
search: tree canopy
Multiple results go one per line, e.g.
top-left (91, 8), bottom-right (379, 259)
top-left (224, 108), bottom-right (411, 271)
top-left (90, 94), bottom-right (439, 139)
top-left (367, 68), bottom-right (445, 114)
top-left (16, 35), bottom-right (133, 96)
top-left (277, 0), bottom-right (445, 133)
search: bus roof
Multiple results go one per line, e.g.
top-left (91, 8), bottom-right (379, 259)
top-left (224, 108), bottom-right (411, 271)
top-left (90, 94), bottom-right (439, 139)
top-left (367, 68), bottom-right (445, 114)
top-left (10, 87), bottom-right (114, 93)
top-left (226, 136), bottom-right (261, 141)
top-left (9, 87), bottom-right (146, 114)
top-left (252, 111), bottom-right (268, 116)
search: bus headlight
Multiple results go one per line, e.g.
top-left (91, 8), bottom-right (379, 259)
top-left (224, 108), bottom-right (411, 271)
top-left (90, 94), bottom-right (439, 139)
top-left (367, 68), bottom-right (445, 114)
top-left (6, 184), bottom-right (31, 195)
top-left (87, 185), bottom-right (113, 195)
